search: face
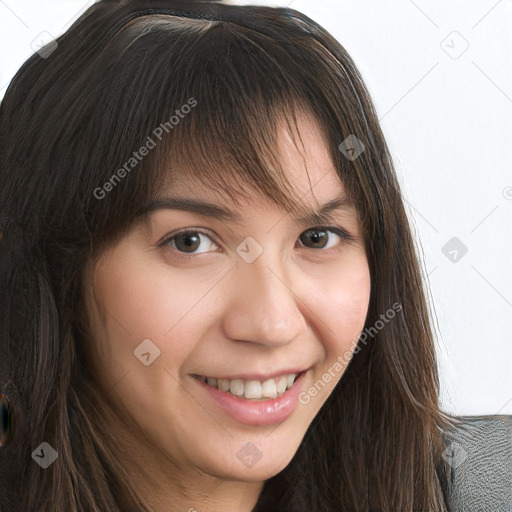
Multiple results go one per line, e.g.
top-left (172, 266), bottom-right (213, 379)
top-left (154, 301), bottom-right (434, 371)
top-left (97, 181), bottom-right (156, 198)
top-left (83, 111), bottom-right (371, 491)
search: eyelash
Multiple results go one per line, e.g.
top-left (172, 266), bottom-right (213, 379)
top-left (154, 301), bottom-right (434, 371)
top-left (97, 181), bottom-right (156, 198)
top-left (157, 226), bottom-right (355, 259)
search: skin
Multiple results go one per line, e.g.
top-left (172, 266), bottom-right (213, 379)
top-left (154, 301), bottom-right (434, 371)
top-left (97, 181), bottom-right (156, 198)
top-left (83, 110), bottom-right (371, 512)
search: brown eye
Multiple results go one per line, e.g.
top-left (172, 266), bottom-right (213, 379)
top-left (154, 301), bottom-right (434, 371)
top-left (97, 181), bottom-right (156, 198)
top-left (298, 227), bottom-right (353, 250)
top-left (160, 230), bottom-right (217, 254)
top-left (299, 228), bottom-right (329, 249)
top-left (174, 232), bottom-right (201, 253)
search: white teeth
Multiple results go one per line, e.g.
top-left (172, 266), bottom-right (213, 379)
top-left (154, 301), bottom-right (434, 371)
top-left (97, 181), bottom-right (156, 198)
top-left (244, 380), bottom-right (262, 399)
top-left (261, 378), bottom-right (278, 398)
top-left (201, 373), bottom-right (299, 400)
top-left (229, 379), bottom-right (244, 397)
top-left (218, 378), bottom-right (230, 392)
top-left (276, 376), bottom-right (287, 394)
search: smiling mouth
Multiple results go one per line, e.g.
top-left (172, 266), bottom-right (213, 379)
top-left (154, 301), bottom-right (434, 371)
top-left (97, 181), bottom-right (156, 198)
top-left (192, 372), bottom-right (304, 401)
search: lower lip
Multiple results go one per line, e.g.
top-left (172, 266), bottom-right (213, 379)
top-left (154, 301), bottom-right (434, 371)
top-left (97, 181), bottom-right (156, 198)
top-left (192, 371), bottom-right (307, 426)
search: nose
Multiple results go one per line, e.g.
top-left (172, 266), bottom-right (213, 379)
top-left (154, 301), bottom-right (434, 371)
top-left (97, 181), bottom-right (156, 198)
top-left (221, 253), bottom-right (308, 348)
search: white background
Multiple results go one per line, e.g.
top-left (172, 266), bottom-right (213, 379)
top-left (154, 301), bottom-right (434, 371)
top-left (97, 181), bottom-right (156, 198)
top-left (1, 0), bottom-right (511, 416)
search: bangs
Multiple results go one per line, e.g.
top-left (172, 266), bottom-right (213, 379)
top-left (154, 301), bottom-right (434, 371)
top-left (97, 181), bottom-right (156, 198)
top-left (95, 13), bottom-right (347, 243)
top-left (157, 93), bottom-right (324, 217)
top-left (15, 6), bottom-right (372, 258)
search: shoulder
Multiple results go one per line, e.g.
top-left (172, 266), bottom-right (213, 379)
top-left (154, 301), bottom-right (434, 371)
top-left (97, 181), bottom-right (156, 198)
top-left (442, 415), bottom-right (512, 512)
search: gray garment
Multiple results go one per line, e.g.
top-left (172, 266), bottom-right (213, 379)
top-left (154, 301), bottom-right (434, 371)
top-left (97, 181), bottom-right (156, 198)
top-left (444, 415), bottom-right (512, 512)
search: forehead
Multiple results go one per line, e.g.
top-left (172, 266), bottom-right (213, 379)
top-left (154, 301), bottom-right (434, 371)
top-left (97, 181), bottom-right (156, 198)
top-left (163, 109), bottom-right (345, 208)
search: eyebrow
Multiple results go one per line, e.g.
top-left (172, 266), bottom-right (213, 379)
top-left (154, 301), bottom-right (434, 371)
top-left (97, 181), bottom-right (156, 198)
top-left (137, 194), bottom-right (354, 226)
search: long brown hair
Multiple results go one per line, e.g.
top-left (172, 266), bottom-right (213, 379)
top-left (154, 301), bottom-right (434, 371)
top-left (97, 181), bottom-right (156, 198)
top-left (0, 1), bottom-right (457, 510)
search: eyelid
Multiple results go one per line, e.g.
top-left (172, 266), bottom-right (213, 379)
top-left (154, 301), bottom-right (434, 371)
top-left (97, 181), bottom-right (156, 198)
top-left (157, 227), bottom-right (221, 248)
top-left (318, 226), bottom-right (354, 241)
top-left (157, 225), bottom-right (355, 253)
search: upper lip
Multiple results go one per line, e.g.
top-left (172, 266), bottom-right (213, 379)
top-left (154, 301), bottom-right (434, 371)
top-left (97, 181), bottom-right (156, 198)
top-left (193, 368), bottom-right (310, 381)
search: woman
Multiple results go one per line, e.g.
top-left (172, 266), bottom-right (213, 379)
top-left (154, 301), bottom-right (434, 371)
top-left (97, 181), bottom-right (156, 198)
top-left (0, 1), bottom-right (459, 510)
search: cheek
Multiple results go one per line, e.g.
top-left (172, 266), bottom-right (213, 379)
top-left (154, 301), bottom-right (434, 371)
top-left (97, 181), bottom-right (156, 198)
top-left (308, 258), bottom-right (371, 352)
top-left (87, 254), bottom-right (218, 427)
top-left (296, 259), bottom-right (370, 408)
top-left (89, 252), bottom-right (220, 375)
top-left (93, 258), bottom-right (185, 336)
top-left (92, 261), bottom-right (157, 361)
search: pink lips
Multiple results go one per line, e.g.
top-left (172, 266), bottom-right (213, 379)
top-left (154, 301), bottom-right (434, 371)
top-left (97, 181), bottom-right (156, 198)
top-left (193, 371), bottom-right (307, 426)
